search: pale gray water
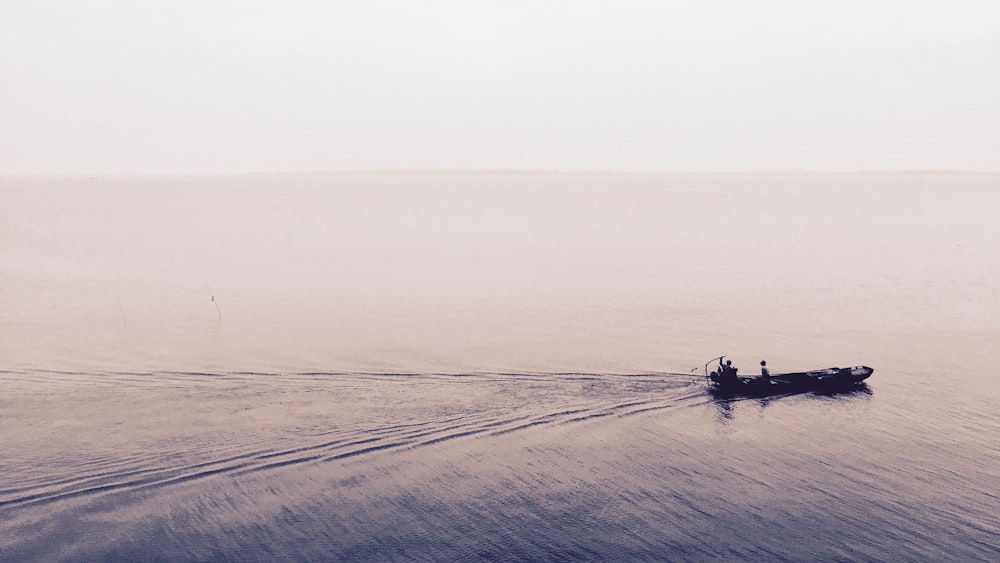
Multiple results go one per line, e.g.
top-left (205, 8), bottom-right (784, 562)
top-left (1, 173), bottom-right (998, 560)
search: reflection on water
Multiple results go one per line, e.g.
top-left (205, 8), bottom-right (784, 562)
top-left (713, 396), bottom-right (735, 424)
top-left (712, 383), bottom-right (873, 424)
top-left (811, 382), bottom-right (873, 398)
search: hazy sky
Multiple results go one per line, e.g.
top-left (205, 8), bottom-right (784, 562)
top-left (2, 1), bottom-right (998, 174)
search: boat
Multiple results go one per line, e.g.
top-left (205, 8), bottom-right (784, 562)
top-left (705, 356), bottom-right (873, 397)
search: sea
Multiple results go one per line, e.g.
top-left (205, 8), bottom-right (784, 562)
top-left (1, 172), bottom-right (998, 561)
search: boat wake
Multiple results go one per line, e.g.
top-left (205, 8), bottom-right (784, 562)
top-left (0, 370), bottom-right (708, 512)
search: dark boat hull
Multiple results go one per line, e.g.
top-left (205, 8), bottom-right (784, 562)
top-left (709, 366), bottom-right (873, 397)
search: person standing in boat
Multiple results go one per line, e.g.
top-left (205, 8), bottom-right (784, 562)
top-left (760, 360), bottom-right (771, 385)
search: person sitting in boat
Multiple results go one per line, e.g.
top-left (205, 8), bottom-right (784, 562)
top-left (723, 360), bottom-right (738, 384)
top-left (711, 360), bottom-right (726, 385)
top-left (712, 359), bottom-right (737, 385)
top-left (760, 360), bottom-right (771, 385)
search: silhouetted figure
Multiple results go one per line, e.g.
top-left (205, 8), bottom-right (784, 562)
top-left (711, 358), bottom-right (741, 387)
top-left (712, 359), bottom-right (738, 386)
top-left (760, 360), bottom-right (771, 385)
top-left (723, 360), bottom-right (738, 385)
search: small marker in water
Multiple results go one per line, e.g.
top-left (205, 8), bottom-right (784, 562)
top-left (211, 294), bottom-right (222, 320)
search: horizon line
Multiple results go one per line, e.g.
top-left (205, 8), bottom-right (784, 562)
top-left (2, 168), bottom-right (999, 178)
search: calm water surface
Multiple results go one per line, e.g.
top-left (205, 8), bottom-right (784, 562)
top-left (1, 173), bottom-right (998, 560)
